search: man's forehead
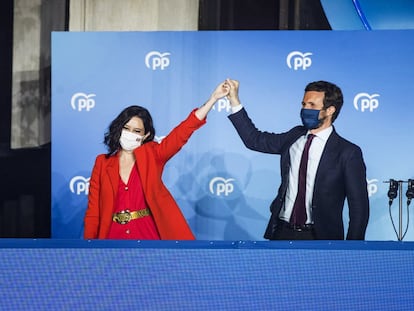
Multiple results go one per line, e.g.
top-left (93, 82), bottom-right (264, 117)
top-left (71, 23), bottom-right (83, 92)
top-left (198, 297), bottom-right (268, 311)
top-left (303, 91), bottom-right (325, 101)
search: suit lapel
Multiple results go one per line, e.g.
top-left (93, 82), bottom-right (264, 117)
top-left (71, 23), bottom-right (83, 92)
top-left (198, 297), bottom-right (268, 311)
top-left (106, 154), bottom-right (119, 197)
top-left (314, 129), bottom-right (341, 186)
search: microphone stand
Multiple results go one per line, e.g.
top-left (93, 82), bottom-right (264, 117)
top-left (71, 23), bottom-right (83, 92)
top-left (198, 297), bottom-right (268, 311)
top-left (398, 180), bottom-right (403, 241)
top-left (385, 179), bottom-right (410, 241)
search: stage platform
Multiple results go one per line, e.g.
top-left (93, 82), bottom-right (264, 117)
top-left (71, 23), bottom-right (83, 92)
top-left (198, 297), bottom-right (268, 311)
top-left (1, 240), bottom-right (413, 310)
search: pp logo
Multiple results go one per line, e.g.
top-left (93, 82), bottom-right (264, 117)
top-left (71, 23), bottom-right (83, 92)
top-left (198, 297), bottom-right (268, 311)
top-left (145, 51), bottom-right (171, 70)
top-left (213, 97), bottom-right (231, 113)
top-left (367, 178), bottom-right (378, 197)
top-left (209, 177), bottom-right (235, 196)
top-left (69, 176), bottom-right (90, 195)
top-left (71, 93), bottom-right (96, 111)
top-left (353, 93), bottom-right (380, 112)
top-left (286, 51), bottom-right (312, 70)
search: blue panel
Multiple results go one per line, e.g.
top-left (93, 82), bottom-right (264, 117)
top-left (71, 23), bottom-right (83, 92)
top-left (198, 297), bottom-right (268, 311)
top-left (359, 0), bottom-right (414, 29)
top-left (321, 0), bottom-right (414, 30)
top-left (0, 240), bottom-right (413, 310)
top-left (320, 0), bottom-right (366, 29)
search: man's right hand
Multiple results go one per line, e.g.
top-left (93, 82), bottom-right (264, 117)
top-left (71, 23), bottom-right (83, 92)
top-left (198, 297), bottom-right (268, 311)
top-left (225, 79), bottom-right (241, 107)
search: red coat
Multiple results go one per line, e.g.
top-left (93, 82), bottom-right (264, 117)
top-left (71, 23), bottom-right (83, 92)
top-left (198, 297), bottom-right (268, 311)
top-left (84, 109), bottom-right (205, 240)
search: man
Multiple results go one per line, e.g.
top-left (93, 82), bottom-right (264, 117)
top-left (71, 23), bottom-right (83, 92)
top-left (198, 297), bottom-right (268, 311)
top-left (225, 79), bottom-right (369, 240)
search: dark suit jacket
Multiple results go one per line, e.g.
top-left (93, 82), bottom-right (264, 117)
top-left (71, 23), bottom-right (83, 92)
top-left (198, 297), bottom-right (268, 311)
top-left (229, 108), bottom-right (369, 240)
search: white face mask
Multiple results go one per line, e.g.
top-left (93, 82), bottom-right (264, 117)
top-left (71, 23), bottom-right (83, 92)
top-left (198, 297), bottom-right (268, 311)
top-left (119, 130), bottom-right (144, 151)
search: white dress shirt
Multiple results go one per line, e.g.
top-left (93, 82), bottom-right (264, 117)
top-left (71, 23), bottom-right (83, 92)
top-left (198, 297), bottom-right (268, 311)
top-left (279, 126), bottom-right (332, 224)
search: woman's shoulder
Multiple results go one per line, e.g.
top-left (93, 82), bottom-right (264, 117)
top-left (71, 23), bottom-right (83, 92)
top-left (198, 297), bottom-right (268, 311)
top-left (94, 153), bottom-right (116, 164)
top-left (95, 153), bottom-right (108, 160)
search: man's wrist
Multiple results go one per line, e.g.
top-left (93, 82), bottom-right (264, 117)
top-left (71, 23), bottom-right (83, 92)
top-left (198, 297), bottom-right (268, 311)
top-left (230, 104), bottom-right (243, 114)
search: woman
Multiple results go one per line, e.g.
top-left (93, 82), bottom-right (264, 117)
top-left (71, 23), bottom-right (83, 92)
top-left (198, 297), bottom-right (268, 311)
top-left (84, 82), bottom-right (229, 240)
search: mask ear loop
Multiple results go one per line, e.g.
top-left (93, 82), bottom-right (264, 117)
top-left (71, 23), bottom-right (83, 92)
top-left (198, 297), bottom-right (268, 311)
top-left (141, 132), bottom-right (150, 144)
top-left (315, 107), bottom-right (331, 129)
top-left (325, 105), bottom-right (337, 122)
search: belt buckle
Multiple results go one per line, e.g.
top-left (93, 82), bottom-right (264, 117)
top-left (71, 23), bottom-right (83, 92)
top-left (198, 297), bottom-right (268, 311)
top-left (291, 224), bottom-right (303, 232)
top-left (113, 210), bottom-right (132, 224)
top-left (293, 224), bottom-right (312, 232)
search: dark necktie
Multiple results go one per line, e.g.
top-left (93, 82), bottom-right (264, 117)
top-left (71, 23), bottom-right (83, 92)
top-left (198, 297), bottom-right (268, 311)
top-left (290, 134), bottom-right (315, 225)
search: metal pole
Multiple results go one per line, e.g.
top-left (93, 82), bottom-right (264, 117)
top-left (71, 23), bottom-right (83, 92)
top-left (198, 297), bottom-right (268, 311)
top-left (279, 0), bottom-right (289, 30)
top-left (399, 180), bottom-right (403, 241)
top-left (294, 0), bottom-right (301, 30)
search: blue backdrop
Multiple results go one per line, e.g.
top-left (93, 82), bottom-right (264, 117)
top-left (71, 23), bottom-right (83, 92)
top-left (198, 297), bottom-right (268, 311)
top-left (52, 30), bottom-right (414, 240)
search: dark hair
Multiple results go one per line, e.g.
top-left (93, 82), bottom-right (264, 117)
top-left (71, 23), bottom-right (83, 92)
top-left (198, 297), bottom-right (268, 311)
top-left (104, 105), bottom-right (155, 157)
top-left (305, 81), bottom-right (343, 123)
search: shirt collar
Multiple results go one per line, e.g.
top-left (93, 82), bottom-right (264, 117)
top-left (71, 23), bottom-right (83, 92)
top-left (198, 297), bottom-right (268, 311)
top-left (307, 126), bottom-right (333, 142)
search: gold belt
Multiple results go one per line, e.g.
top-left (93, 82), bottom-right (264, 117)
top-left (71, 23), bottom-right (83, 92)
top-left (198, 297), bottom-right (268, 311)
top-left (112, 208), bottom-right (150, 224)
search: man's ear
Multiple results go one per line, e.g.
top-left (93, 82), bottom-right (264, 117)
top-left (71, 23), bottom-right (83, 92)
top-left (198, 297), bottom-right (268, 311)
top-left (327, 106), bottom-right (336, 117)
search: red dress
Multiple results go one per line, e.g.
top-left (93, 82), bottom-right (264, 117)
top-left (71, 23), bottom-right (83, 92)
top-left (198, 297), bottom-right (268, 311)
top-left (107, 166), bottom-right (160, 239)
